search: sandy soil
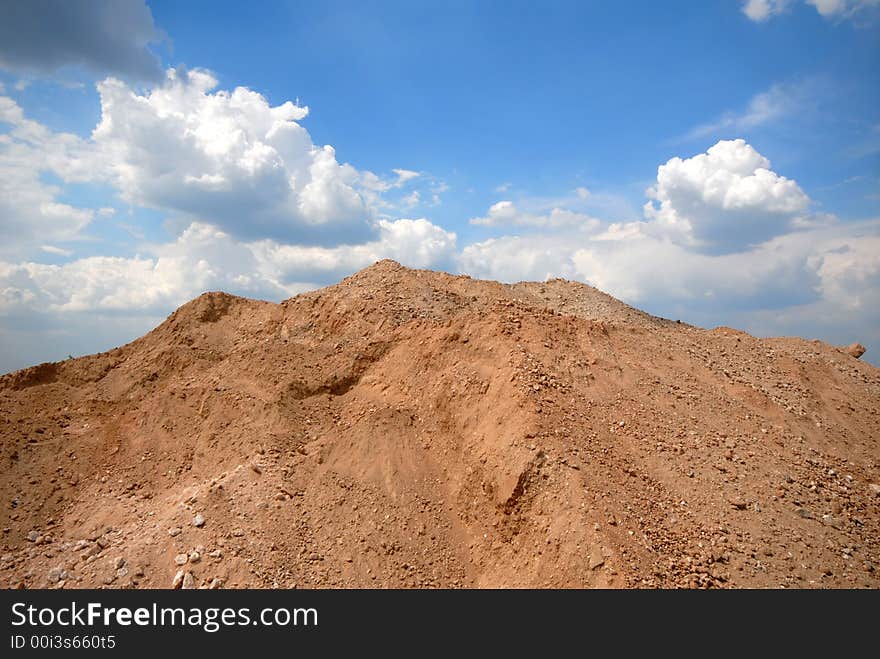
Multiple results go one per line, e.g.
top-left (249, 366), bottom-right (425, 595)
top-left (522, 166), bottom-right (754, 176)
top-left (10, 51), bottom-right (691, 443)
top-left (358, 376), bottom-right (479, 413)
top-left (1, 260), bottom-right (878, 589)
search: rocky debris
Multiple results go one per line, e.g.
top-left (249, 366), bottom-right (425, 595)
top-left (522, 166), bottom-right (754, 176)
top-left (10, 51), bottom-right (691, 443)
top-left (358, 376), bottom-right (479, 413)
top-left (0, 260), bottom-right (878, 590)
top-left (844, 343), bottom-right (867, 359)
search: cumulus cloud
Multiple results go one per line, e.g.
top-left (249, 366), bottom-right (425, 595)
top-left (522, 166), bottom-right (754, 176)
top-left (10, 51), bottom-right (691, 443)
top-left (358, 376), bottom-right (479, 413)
top-left (470, 200), bottom-right (601, 230)
top-left (89, 68), bottom-right (382, 244)
top-left (0, 0), bottom-right (164, 82)
top-left (643, 139), bottom-right (812, 252)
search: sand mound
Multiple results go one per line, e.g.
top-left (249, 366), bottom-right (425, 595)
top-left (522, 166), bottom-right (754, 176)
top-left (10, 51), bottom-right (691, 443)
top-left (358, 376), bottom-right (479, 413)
top-left (1, 260), bottom-right (878, 588)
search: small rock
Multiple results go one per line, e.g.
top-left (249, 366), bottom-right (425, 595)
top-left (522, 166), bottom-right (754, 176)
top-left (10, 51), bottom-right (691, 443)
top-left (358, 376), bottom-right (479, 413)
top-left (208, 549), bottom-right (222, 559)
top-left (844, 343), bottom-right (866, 359)
top-left (114, 557), bottom-right (126, 570)
top-left (47, 567), bottom-right (64, 583)
top-left (796, 507), bottom-right (812, 519)
top-left (116, 566), bottom-right (129, 578)
top-left (193, 513), bottom-right (205, 528)
top-left (174, 553), bottom-right (188, 566)
top-left (589, 553), bottom-right (605, 570)
top-left (869, 484), bottom-right (880, 497)
top-left (27, 531), bottom-right (39, 543)
top-left (168, 527), bottom-right (182, 537)
top-left (188, 550), bottom-right (201, 563)
top-left (172, 570), bottom-right (185, 589)
top-left (181, 572), bottom-right (196, 589)
top-left (209, 578), bottom-right (223, 589)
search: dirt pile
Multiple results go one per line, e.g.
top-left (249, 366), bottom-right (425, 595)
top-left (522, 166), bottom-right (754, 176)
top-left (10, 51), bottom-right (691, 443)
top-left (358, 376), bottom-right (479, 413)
top-left (1, 259), bottom-right (878, 588)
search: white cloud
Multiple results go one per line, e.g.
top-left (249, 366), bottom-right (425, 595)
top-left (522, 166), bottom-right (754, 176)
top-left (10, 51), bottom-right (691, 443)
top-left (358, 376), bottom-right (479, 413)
top-left (742, 0), bottom-right (792, 21)
top-left (248, 218), bottom-right (457, 285)
top-left (742, 0), bottom-right (880, 21)
top-left (89, 68), bottom-right (385, 243)
top-left (811, 232), bottom-right (880, 311)
top-left (470, 200), bottom-right (601, 230)
top-left (360, 168), bottom-right (420, 193)
top-left (495, 182), bottom-right (512, 193)
top-left (643, 139), bottom-right (812, 252)
top-left (809, 0), bottom-right (847, 14)
top-left (392, 168), bottom-right (420, 186)
top-left (807, 0), bottom-right (880, 17)
top-left (687, 82), bottom-right (808, 139)
top-left (400, 190), bottom-right (421, 209)
top-left (79, 69), bottom-right (442, 244)
top-left (39, 245), bottom-right (73, 257)
top-left (575, 187), bottom-right (591, 200)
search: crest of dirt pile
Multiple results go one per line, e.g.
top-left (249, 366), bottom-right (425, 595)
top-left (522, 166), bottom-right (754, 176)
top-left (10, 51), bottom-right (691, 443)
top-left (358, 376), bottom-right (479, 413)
top-left (1, 259), bottom-right (879, 589)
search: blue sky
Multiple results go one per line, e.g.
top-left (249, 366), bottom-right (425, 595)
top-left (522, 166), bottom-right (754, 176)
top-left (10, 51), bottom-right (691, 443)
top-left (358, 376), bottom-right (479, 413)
top-left (0, 0), bottom-right (878, 372)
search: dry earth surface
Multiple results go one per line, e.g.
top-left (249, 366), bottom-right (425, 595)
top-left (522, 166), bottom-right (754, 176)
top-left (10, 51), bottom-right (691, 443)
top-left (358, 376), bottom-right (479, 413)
top-left (1, 260), bottom-right (878, 589)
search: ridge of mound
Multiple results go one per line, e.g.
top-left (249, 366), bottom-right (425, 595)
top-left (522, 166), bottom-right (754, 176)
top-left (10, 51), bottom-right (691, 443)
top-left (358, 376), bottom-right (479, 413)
top-left (1, 261), bottom-right (878, 589)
